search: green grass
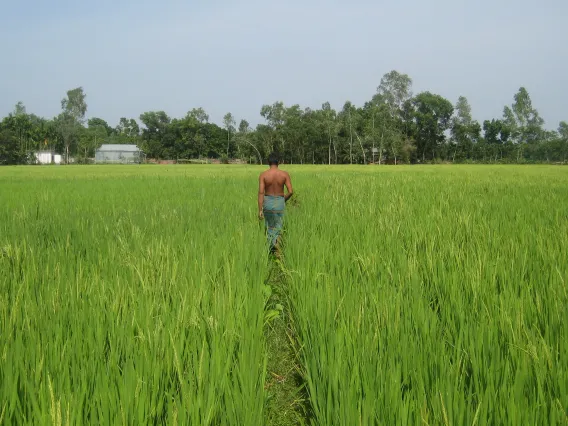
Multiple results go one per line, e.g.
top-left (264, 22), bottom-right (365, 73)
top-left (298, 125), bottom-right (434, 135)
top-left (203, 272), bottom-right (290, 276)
top-left (0, 165), bottom-right (269, 424)
top-left (263, 260), bottom-right (309, 426)
top-left (284, 165), bottom-right (568, 425)
top-left (1, 164), bottom-right (567, 425)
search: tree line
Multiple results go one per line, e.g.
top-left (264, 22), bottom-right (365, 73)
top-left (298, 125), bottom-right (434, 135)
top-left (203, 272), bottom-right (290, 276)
top-left (1, 70), bottom-right (567, 165)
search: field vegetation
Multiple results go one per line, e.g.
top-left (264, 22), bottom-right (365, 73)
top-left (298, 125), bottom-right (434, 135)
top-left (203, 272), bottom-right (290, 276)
top-left (1, 165), bottom-right (567, 425)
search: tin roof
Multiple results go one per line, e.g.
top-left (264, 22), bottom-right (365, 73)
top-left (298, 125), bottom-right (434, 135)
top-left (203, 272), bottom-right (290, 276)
top-left (96, 144), bottom-right (141, 152)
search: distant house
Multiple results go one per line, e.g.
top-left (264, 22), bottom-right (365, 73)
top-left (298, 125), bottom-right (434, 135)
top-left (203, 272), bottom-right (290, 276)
top-left (95, 144), bottom-right (144, 164)
top-left (34, 151), bottom-right (62, 165)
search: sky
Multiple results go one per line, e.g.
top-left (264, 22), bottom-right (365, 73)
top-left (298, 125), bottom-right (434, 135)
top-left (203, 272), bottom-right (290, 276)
top-left (1, 0), bottom-right (566, 130)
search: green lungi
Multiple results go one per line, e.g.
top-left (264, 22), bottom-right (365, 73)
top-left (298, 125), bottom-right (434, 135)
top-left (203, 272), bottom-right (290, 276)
top-left (263, 195), bottom-right (285, 249)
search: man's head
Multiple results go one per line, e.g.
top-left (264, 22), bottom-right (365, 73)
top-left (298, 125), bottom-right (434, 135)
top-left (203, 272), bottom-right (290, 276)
top-left (268, 152), bottom-right (280, 166)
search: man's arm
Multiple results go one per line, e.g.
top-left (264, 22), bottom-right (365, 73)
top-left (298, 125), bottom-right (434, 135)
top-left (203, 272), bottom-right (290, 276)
top-left (258, 173), bottom-right (265, 218)
top-left (284, 172), bottom-right (294, 202)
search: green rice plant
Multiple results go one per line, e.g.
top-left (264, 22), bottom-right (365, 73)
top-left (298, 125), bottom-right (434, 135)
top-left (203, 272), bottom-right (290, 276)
top-left (284, 165), bottom-right (568, 425)
top-left (2, 164), bottom-right (567, 425)
top-left (0, 166), bottom-right (269, 425)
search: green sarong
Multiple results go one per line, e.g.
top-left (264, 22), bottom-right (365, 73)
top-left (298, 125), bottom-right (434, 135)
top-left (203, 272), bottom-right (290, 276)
top-left (263, 195), bottom-right (285, 249)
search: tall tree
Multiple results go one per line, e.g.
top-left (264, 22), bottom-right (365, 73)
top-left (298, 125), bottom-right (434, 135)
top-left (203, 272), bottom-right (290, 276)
top-left (376, 71), bottom-right (413, 164)
top-left (483, 119), bottom-right (510, 144)
top-left (188, 107), bottom-right (209, 124)
top-left (450, 96), bottom-right (481, 161)
top-left (512, 88), bottom-right (543, 139)
top-left (14, 101), bottom-right (26, 116)
top-left (0, 127), bottom-right (20, 165)
top-left (483, 119), bottom-right (511, 161)
top-left (115, 118), bottom-right (139, 138)
top-left (366, 95), bottom-right (401, 164)
top-left (59, 87), bottom-right (87, 163)
top-left (238, 119), bottom-right (250, 134)
top-left (260, 102), bottom-right (286, 154)
top-left (559, 121), bottom-right (568, 141)
top-left (301, 107), bottom-right (324, 164)
top-left (223, 112), bottom-right (236, 157)
top-left (88, 118), bottom-right (112, 136)
top-left (362, 95), bottom-right (383, 163)
top-left (11, 102), bottom-right (33, 159)
top-left (283, 105), bottom-right (306, 163)
top-left (339, 101), bottom-right (359, 164)
top-left (321, 102), bottom-right (338, 164)
top-left (73, 120), bottom-right (106, 162)
top-left (409, 92), bottom-right (454, 162)
top-left (235, 119), bottom-right (262, 164)
top-left (502, 87), bottom-right (544, 161)
top-left (377, 70), bottom-right (413, 115)
top-left (139, 111), bottom-right (171, 159)
top-left (512, 87), bottom-right (545, 144)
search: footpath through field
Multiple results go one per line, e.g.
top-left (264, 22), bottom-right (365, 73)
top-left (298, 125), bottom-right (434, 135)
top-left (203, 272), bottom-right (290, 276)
top-left (262, 222), bottom-right (312, 424)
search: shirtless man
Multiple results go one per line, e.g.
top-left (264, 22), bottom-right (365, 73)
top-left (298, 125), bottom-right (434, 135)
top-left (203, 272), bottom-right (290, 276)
top-left (258, 152), bottom-right (293, 252)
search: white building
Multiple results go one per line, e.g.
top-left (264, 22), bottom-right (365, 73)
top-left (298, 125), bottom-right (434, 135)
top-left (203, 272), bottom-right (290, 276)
top-left (34, 151), bottom-right (62, 165)
top-left (95, 144), bottom-right (143, 164)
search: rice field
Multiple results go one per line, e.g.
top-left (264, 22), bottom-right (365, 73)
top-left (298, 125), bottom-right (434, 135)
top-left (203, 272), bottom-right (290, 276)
top-left (1, 165), bottom-right (567, 425)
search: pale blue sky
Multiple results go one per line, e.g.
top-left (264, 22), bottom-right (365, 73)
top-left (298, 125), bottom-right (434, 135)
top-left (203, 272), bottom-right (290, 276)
top-left (1, 0), bottom-right (566, 130)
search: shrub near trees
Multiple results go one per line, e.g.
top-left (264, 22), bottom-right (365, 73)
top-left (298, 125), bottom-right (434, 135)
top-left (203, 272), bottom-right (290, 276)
top-left (1, 71), bottom-right (567, 165)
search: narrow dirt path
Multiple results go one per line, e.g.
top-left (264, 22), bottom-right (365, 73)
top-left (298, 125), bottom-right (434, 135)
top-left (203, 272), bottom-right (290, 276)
top-left (263, 258), bottom-right (311, 426)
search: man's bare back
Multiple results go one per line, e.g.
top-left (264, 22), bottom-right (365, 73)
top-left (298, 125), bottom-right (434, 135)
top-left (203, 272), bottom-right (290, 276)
top-left (260, 168), bottom-right (291, 196)
top-left (257, 153), bottom-right (293, 253)
top-left (258, 167), bottom-right (293, 218)
top-left (257, 152), bottom-right (293, 254)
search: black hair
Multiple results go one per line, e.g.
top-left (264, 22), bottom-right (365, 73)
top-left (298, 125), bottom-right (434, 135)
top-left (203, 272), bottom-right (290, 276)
top-left (268, 151), bottom-right (280, 165)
